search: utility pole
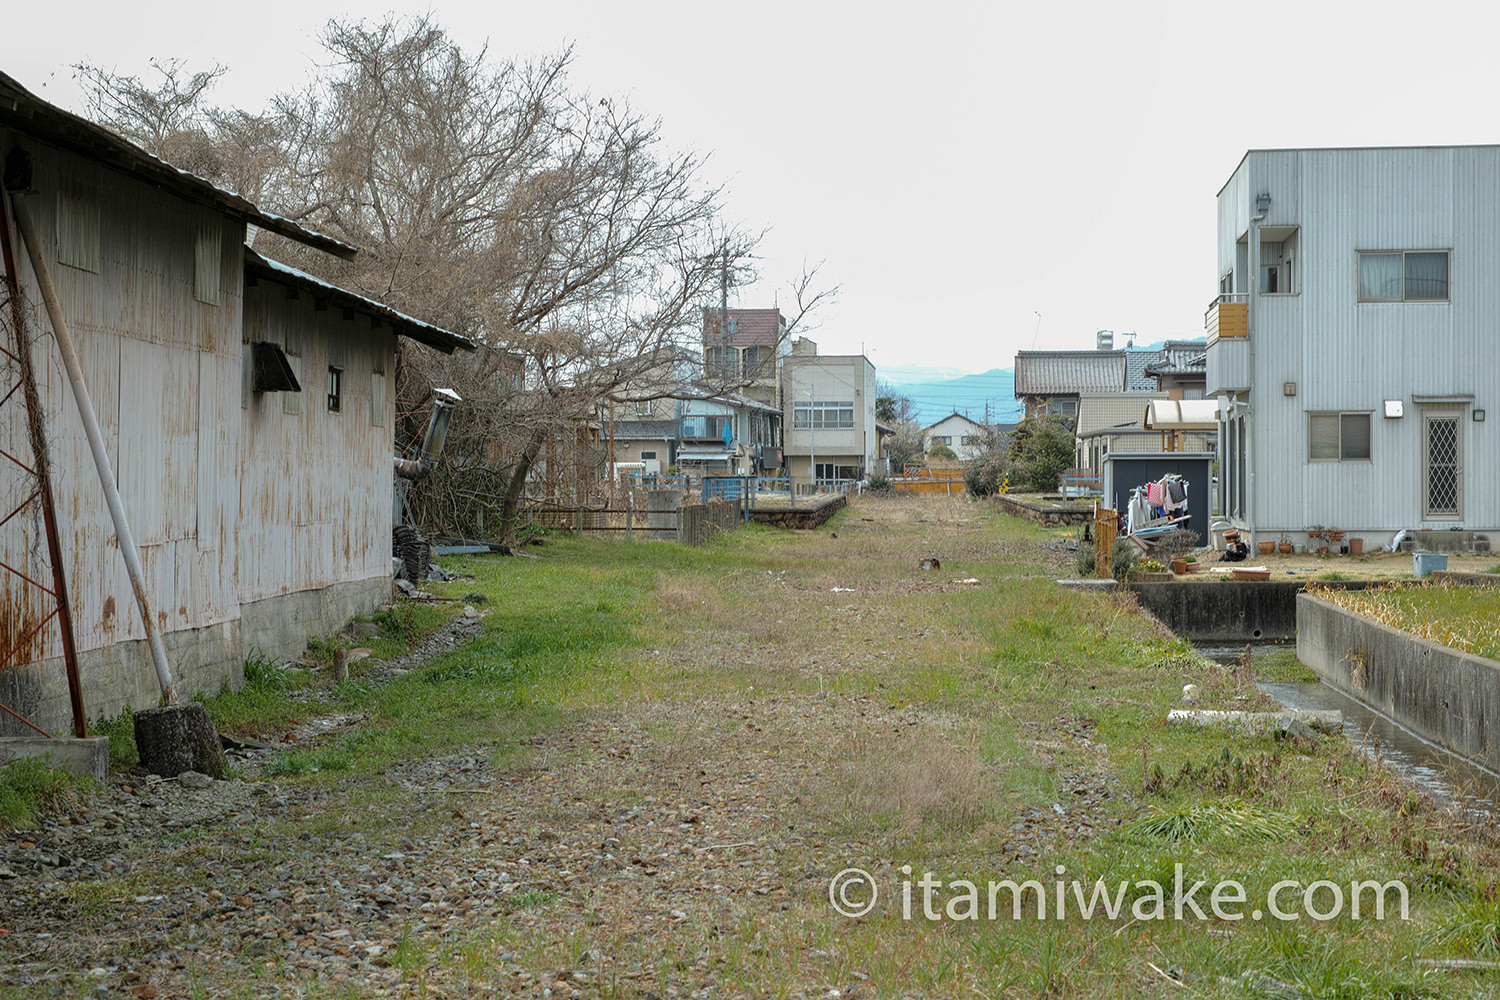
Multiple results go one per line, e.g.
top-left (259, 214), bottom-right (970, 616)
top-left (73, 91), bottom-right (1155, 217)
top-left (719, 238), bottom-right (730, 382)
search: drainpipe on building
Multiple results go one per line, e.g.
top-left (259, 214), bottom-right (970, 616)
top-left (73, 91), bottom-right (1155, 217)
top-left (1246, 193), bottom-right (1270, 547)
top-left (807, 385), bottom-right (816, 495)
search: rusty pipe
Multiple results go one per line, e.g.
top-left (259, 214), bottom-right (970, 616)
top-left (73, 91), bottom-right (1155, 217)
top-left (394, 389), bottom-right (460, 481)
top-left (8, 193), bottom-right (176, 704)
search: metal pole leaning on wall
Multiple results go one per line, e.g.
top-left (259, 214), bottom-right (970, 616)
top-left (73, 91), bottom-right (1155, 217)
top-left (8, 194), bottom-right (176, 704)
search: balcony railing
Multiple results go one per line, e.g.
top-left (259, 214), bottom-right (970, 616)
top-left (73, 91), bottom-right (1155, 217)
top-left (1205, 293), bottom-right (1248, 342)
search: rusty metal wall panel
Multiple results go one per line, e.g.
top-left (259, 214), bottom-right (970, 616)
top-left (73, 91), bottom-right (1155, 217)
top-left (194, 221), bottom-right (222, 306)
top-left (0, 138), bottom-right (245, 668)
top-left (56, 185), bottom-right (100, 274)
top-left (239, 283), bottom-right (397, 605)
top-left (117, 339), bottom-right (198, 546)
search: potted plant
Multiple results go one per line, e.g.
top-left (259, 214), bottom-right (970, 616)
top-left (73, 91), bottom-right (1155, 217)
top-left (1184, 555), bottom-right (1200, 573)
top-left (1131, 557), bottom-right (1171, 583)
top-left (1278, 533), bottom-right (1293, 554)
top-left (1171, 556), bottom-right (1188, 574)
top-left (1307, 524), bottom-right (1325, 540)
top-left (1257, 540), bottom-right (1276, 555)
top-left (1326, 526), bottom-right (1346, 543)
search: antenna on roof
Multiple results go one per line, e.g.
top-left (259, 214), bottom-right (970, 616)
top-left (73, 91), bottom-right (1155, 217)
top-left (1031, 311), bottom-right (1041, 348)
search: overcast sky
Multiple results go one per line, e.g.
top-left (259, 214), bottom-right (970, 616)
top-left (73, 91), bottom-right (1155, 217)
top-left (7, 1), bottom-right (1500, 374)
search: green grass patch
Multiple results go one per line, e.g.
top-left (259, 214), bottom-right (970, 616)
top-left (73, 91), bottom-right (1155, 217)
top-left (92, 706), bottom-right (138, 771)
top-left (1254, 646), bottom-right (1319, 682)
top-left (0, 756), bottom-right (96, 829)
top-left (205, 653), bottom-right (317, 736)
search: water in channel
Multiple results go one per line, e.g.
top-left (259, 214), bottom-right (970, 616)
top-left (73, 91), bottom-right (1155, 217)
top-left (1198, 645), bottom-right (1500, 817)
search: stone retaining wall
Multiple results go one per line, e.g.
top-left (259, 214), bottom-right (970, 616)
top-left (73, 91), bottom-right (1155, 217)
top-left (1297, 592), bottom-right (1500, 771)
top-left (993, 494), bottom-right (1093, 527)
top-left (749, 494), bottom-right (847, 529)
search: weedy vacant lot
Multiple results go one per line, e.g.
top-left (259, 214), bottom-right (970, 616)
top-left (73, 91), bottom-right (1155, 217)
top-left (5, 495), bottom-right (1500, 999)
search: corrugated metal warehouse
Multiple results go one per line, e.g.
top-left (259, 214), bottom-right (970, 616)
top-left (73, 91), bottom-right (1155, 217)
top-left (0, 71), bottom-right (472, 735)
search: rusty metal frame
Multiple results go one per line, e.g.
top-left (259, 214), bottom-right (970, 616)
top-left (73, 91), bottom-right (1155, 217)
top-left (0, 175), bottom-right (85, 738)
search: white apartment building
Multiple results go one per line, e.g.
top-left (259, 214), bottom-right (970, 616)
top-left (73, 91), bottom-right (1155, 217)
top-left (1207, 145), bottom-right (1500, 548)
top-left (780, 345), bottom-right (880, 489)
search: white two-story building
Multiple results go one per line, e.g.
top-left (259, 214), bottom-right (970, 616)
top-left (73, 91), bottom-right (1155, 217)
top-left (1207, 145), bottom-right (1499, 550)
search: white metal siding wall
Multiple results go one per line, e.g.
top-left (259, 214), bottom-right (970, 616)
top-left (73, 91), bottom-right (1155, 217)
top-left (1243, 147), bottom-right (1500, 534)
top-left (0, 140), bottom-right (244, 667)
top-left (239, 286), bottom-right (396, 605)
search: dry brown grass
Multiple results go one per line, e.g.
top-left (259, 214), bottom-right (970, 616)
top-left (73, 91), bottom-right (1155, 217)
top-left (1312, 580), bottom-right (1500, 660)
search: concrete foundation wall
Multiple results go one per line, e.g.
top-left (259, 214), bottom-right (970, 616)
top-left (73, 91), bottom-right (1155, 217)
top-left (1131, 581), bottom-right (1301, 642)
top-left (0, 576), bottom-right (388, 737)
top-left (239, 576), bottom-right (390, 664)
top-left (1129, 579), bottom-right (1383, 642)
top-left (0, 621), bottom-right (240, 737)
top-left (1297, 592), bottom-right (1500, 771)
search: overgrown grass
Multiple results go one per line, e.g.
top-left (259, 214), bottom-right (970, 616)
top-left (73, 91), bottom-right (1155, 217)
top-left (0, 756), bottom-right (96, 829)
top-left (1312, 580), bottom-right (1500, 660)
top-left (205, 653), bottom-right (318, 736)
top-left (46, 496), bottom-right (1500, 997)
top-left (203, 598), bottom-right (455, 740)
top-left (1253, 645), bottom-right (1320, 682)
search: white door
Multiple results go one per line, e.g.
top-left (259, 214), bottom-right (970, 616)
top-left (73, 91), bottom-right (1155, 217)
top-left (1422, 412), bottom-right (1463, 520)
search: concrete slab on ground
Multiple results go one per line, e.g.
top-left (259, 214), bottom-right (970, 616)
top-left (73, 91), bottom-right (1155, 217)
top-left (0, 736), bottom-right (109, 782)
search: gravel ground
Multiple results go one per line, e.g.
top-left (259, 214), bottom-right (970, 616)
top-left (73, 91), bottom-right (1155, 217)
top-left (0, 508), bottom-right (1129, 998)
top-left (0, 703), bottom-right (1120, 1000)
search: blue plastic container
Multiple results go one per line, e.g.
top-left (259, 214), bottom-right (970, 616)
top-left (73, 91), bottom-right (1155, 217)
top-left (1413, 552), bottom-right (1449, 577)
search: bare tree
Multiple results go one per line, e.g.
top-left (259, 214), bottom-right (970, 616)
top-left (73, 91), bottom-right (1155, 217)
top-left (77, 15), bottom-right (765, 541)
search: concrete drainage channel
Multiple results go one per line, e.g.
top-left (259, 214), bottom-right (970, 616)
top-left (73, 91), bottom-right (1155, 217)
top-left (1109, 578), bottom-right (1500, 815)
top-left (1126, 579), bottom-right (1386, 644)
top-left (1261, 679), bottom-right (1500, 817)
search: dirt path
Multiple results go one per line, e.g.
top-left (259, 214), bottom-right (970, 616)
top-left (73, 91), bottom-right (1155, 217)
top-left (8, 496), bottom-right (1409, 999)
top-left (0, 497), bottom-right (1080, 998)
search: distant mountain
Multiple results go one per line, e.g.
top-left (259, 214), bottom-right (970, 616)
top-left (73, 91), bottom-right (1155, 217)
top-left (882, 367), bottom-right (1021, 427)
top-left (877, 363), bottom-right (973, 384)
top-left (876, 340), bottom-right (1207, 427)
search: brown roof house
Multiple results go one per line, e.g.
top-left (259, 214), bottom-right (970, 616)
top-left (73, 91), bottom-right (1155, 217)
top-left (1014, 331), bottom-right (1128, 421)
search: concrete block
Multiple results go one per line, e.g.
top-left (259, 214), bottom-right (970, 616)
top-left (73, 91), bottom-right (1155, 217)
top-left (1414, 530), bottom-right (1475, 553)
top-left (0, 736), bottom-right (109, 782)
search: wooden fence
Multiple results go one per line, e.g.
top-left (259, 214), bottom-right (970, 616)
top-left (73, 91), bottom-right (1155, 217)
top-left (520, 495), bottom-right (743, 547)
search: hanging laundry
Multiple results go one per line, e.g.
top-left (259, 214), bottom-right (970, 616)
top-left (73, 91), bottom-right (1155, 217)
top-left (1128, 489), bottom-right (1150, 534)
top-left (1146, 481), bottom-right (1164, 506)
